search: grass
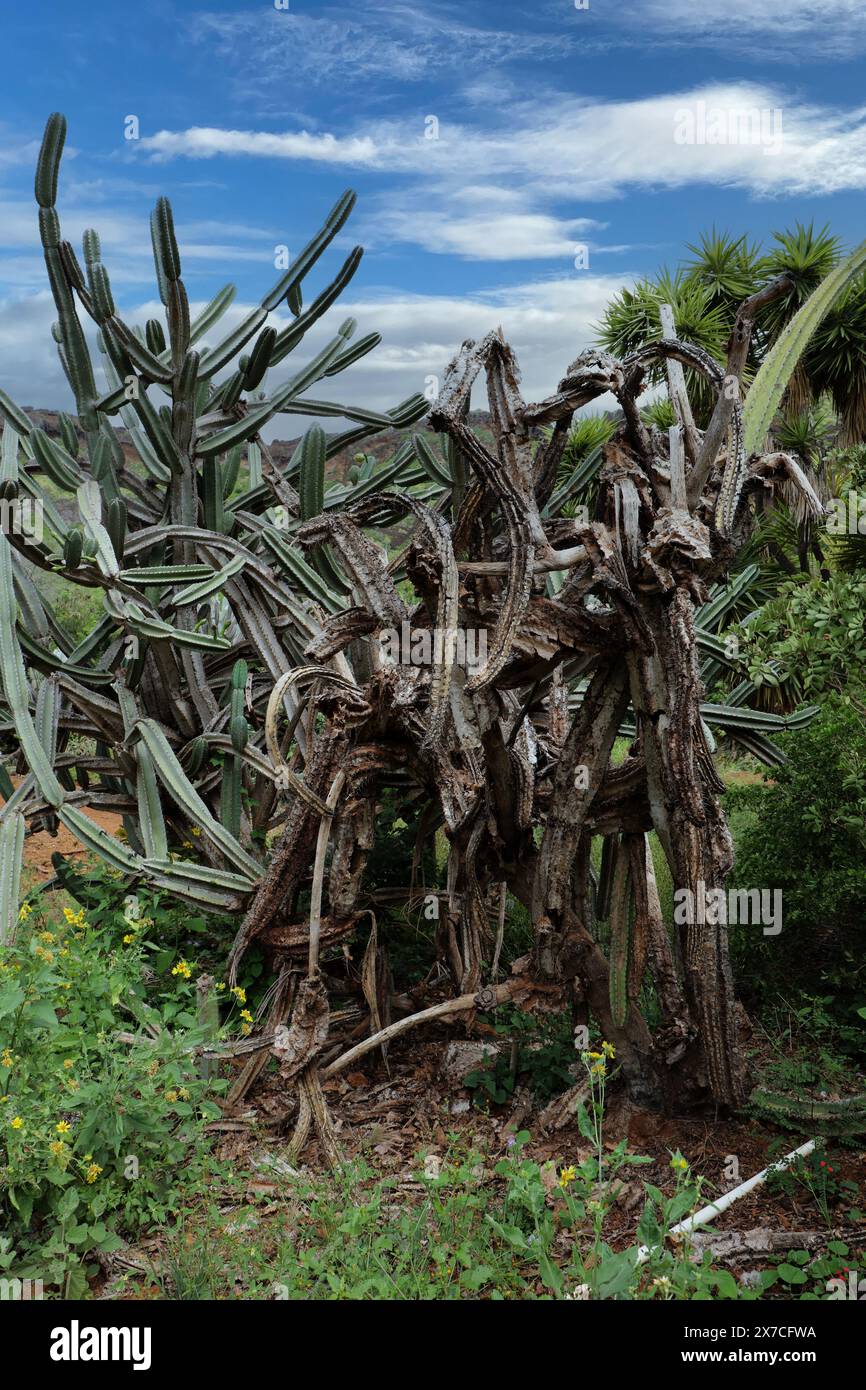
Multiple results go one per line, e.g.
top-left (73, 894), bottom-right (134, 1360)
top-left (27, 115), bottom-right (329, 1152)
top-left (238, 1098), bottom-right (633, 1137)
top-left (113, 1129), bottom-right (864, 1302)
top-left (33, 570), bottom-right (103, 647)
top-left (151, 1146), bottom-right (536, 1301)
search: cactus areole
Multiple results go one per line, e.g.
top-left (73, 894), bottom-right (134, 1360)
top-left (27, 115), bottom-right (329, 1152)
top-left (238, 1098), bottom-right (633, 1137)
top-left (0, 116), bottom-right (837, 1140)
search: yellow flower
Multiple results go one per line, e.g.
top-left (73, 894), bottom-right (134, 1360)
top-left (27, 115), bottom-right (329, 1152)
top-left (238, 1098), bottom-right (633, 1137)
top-left (10, 1116), bottom-right (23, 1130)
top-left (67, 1080), bottom-right (80, 1093)
top-left (181, 841), bottom-right (194, 851)
top-left (63, 1059), bottom-right (74, 1070)
top-left (171, 959), bottom-right (192, 979)
top-left (601, 1041), bottom-right (616, 1059)
top-left (241, 1022), bottom-right (252, 1036)
top-left (587, 1050), bottom-right (602, 1060)
top-left (56, 1120), bottom-right (71, 1134)
top-left (49, 1140), bottom-right (66, 1156)
top-left (165, 1089), bottom-right (179, 1103)
top-left (1, 1049), bottom-right (13, 1069)
top-left (216, 982), bottom-right (226, 992)
top-left (239, 1008), bottom-right (253, 1024)
top-left (63, 907), bottom-right (86, 927)
top-left (591, 1061), bottom-right (606, 1077)
top-left (558, 1165), bottom-right (576, 1189)
top-left (18, 902), bottom-right (33, 920)
top-left (178, 1087), bottom-right (190, 1101)
top-left (670, 1154), bottom-right (688, 1171)
top-left (123, 934), bottom-right (135, 944)
top-left (231, 986), bottom-right (246, 1004)
top-left (39, 931), bottom-right (55, 944)
top-left (85, 1163), bottom-right (103, 1184)
top-left (190, 827), bottom-right (201, 837)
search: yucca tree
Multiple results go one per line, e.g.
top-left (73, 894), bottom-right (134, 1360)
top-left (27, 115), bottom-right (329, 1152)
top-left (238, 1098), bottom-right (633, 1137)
top-left (596, 269), bottom-right (729, 425)
top-left (773, 398), bottom-right (837, 469)
top-left (758, 223), bottom-right (842, 419)
top-left (684, 228), bottom-right (761, 320)
top-left (757, 223), bottom-right (841, 340)
top-left (599, 222), bottom-right (866, 438)
top-left (805, 273), bottom-right (866, 445)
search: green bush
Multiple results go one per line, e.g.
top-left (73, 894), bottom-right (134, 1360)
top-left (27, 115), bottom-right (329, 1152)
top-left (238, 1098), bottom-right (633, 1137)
top-left (0, 883), bottom-right (234, 1296)
top-left (727, 697), bottom-right (866, 1041)
top-left (742, 572), bottom-right (866, 702)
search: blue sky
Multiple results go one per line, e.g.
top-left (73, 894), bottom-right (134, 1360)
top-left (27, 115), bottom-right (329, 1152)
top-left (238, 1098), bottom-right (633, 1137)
top-left (2, 0), bottom-right (866, 423)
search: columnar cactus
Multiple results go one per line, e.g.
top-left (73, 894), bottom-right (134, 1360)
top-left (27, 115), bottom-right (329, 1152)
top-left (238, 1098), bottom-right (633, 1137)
top-left (0, 113), bottom-right (427, 931)
top-left (2, 114), bottom-right (861, 1132)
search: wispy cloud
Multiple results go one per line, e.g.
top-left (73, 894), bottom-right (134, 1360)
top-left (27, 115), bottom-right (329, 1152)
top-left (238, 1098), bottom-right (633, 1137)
top-left (0, 122), bottom-right (75, 175)
top-left (0, 199), bottom-right (285, 292)
top-left (188, 1), bottom-right (555, 93)
top-left (366, 184), bottom-right (604, 261)
top-left (138, 83), bottom-right (866, 202)
top-left (637, 0), bottom-right (866, 58)
top-left (141, 127), bottom-right (385, 167)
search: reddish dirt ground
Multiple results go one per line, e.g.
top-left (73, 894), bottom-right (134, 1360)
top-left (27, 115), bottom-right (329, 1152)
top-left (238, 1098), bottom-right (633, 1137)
top-left (22, 805), bottom-right (123, 881)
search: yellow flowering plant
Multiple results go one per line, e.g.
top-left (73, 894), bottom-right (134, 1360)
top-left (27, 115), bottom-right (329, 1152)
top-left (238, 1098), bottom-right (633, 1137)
top-left (0, 885), bottom-right (227, 1296)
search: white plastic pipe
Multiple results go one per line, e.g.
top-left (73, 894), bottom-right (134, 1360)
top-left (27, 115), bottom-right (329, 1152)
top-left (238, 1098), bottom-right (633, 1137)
top-left (636, 1137), bottom-right (816, 1265)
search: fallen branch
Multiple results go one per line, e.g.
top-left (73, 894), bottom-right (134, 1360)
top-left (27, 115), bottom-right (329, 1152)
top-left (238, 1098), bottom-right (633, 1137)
top-left (686, 1226), bottom-right (857, 1262)
top-left (321, 979), bottom-right (526, 1079)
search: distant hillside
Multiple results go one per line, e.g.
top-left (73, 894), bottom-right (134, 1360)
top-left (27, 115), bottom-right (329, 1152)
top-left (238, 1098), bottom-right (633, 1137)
top-left (20, 406), bottom-right (493, 485)
top-left (269, 408), bottom-right (493, 481)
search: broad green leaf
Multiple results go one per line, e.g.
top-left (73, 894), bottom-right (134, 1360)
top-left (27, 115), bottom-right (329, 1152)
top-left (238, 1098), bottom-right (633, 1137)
top-left (743, 237), bottom-right (866, 455)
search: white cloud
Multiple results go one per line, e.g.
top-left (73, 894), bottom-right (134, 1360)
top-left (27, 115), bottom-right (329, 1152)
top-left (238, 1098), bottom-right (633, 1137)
top-left (376, 209), bottom-right (589, 261)
top-left (325, 274), bottom-right (628, 412)
top-left (137, 84), bottom-right (866, 201)
top-left (140, 127), bottom-right (384, 167)
top-left (369, 185), bottom-right (603, 260)
top-left (0, 291), bottom-right (73, 410)
top-left (0, 272), bottom-right (630, 423)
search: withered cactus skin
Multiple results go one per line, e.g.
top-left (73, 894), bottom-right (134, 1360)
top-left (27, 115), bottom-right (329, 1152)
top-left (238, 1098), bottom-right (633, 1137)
top-left (0, 116), bottom-right (838, 1126)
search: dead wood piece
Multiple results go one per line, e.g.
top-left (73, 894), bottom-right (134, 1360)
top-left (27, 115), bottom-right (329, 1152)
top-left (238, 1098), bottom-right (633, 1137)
top-left (686, 1228), bottom-right (852, 1261)
top-left (273, 974), bottom-right (330, 1083)
top-left (322, 977), bottom-right (534, 1079)
top-left (538, 1080), bottom-right (590, 1134)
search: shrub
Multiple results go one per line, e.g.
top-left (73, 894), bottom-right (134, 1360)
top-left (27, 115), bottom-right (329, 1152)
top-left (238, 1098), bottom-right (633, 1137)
top-left (0, 884), bottom-right (233, 1295)
top-left (742, 572), bottom-right (866, 703)
top-left (728, 697), bottom-right (866, 1039)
